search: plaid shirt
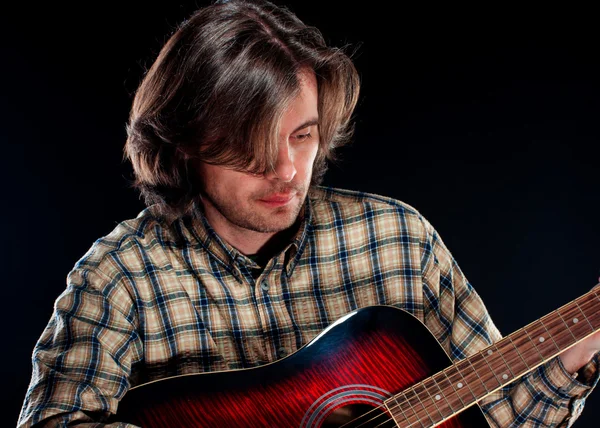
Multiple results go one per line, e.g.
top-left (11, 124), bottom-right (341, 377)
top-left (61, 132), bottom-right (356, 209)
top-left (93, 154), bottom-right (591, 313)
top-left (19, 186), bottom-right (598, 427)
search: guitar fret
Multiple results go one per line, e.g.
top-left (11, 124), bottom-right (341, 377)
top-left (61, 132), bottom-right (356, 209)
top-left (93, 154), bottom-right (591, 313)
top-left (464, 354), bottom-right (491, 397)
top-left (521, 327), bottom-right (545, 364)
top-left (543, 311), bottom-right (574, 351)
top-left (592, 288), bottom-right (600, 314)
top-left (577, 298), bottom-right (600, 330)
top-left (491, 340), bottom-right (516, 384)
top-left (396, 406), bottom-right (412, 427)
top-left (405, 385), bottom-right (434, 427)
top-left (556, 309), bottom-right (578, 342)
top-left (116, 287), bottom-right (600, 428)
top-left (388, 396), bottom-right (417, 428)
top-left (505, 332), bottom-right (531, 375)
top-left (479, 346), bottom-right (504, 387)
top-left (455, 360), bottom-right (483, 401)
top-left (525, 321), bottom-right (562, 359)
top-left (413, 380), bottom-right (444, 423)
top-left (419, 378), bottom-right (445, 423)
top-left (390, 289), bottom-right (600, 427)
top-left (558, 301), bottom-right (594, 340)
top-left (404, 289), bottom-right (600, 427)
top-left (405, 417), bottom-right (427, 428)
top-left (432, 371), bottom-right (462, 413)
top-left (468, 351), bottom-right (502, 392)
top-left (391, 389), bottom-right (423, 427)
top-left (523, 324), bottom-right (550, 363)
top-left (440, 370), bottom-right (467, 408)
top-left (422, 376), bottom-right (454, 420)
top-left (444, 362), bottom-right (478, 405)
top-left (539, 317), bottom-right (562, 353)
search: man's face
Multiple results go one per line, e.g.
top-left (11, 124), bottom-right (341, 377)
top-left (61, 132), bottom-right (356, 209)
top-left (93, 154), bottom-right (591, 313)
top-left (198, 70), bottom-right (320, 236)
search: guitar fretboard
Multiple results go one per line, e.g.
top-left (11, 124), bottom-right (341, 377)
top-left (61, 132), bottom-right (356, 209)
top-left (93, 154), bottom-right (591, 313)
top-left (384, 288), bottom-right (600, 427)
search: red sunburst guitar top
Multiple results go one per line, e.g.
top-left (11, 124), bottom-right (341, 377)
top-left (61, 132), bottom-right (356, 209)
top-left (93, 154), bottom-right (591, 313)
top-left (112, 288), bottom-right (600, 427)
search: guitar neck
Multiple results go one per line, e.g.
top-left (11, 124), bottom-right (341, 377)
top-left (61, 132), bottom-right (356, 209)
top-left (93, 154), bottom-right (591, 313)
top-left (385, 288), bottom-right (600, 427)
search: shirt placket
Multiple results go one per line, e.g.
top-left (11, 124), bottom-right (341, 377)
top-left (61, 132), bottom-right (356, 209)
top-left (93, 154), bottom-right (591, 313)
top-left (254, 256), bottom-right (295, 362)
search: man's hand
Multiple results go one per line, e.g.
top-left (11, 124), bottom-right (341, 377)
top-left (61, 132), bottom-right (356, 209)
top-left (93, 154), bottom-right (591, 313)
top-left (559, 283), bottom-right (600, 374)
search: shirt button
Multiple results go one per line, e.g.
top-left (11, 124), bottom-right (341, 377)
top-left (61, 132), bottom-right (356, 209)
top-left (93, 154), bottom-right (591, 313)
top-left (277, 347), bottom-right (287, 358)
top-left (261, 281), bottom-right (269, 291)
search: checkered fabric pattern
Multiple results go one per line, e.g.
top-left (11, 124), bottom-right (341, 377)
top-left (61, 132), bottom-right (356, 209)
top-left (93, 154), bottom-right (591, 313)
top-left (19, 186), bottom-right (598, 427)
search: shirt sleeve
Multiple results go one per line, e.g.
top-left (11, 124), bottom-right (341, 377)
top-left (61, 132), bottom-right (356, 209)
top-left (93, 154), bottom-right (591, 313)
top-left (18, 267), bottom-right (142, 427)
top-left (418, 216), bottom-right (599, 427)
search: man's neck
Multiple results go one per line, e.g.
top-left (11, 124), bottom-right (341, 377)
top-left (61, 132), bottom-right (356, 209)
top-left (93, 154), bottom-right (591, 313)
top-left (201, 203), bottom-right (300, 260)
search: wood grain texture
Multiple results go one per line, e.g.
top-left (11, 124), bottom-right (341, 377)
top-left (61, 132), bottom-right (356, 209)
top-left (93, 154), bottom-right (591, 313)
top-left (113, 306), bottom-right (489, 427)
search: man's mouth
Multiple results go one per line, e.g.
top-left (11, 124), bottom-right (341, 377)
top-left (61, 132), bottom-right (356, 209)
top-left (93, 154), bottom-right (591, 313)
top-left (258, 192), bottom-right (296, 207)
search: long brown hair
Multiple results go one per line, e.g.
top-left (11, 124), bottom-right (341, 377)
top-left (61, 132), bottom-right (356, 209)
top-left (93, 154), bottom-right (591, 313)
top-left (125, 0), bottom-right (360, 217)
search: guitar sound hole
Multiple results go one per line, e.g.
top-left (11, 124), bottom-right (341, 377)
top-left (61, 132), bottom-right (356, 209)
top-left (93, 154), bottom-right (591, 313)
top-left (322, 403), bottom-right (386, 427)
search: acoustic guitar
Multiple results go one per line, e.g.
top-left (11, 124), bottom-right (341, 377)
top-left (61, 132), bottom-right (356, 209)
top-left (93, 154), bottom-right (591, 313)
top-left (112, 288), bottom-right (600, 427)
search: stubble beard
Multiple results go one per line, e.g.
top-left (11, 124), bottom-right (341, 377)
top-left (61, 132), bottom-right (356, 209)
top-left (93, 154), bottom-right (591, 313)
top-left (202, 184), bottom-right (308, 234)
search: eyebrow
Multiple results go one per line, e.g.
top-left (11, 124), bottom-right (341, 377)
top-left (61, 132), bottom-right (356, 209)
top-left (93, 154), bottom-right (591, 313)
top-left (291, 118), bottom-right (319, 134)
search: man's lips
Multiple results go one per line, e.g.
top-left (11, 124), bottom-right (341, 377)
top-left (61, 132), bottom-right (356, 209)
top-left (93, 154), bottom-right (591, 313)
top-left (260, 193), bottom-right (294, 202)
top-left (258, 192), bottom-right (296, 206)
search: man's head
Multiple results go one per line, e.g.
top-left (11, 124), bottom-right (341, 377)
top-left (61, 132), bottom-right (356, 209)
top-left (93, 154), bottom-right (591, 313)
top-left (198, 67), bottom-right (319, 236)
top-left (125, 0), bottom-right (360, 219)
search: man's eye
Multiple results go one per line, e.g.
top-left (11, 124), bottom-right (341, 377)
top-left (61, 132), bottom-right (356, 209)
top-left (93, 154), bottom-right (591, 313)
top-left (294, 132), bottom-right (312, 142)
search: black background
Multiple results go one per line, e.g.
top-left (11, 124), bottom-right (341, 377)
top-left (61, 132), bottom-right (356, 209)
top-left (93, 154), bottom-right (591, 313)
top-left (3, 1), bottom-right (599, 426)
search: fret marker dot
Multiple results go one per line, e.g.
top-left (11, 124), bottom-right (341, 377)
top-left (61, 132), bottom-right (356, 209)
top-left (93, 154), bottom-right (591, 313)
top-left (435, 394), bottom-right (441, 401)
top-left (487, 349), bottom-right (493, 355)
top-left (457, 382), bottom-right (463, 388)
top-left (573, 318), bottom-right (579, 324)
top-left (539, 337), bottom-right (545, 343)
top-left (502, 374), bottom-right (508, 380)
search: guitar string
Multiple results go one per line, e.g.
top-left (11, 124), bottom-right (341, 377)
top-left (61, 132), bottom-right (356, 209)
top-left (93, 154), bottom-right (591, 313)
top-left (334, 382), bottom-right (449, 428)
top-left (374, 341), bottom-right (512, 428)
top-left (345, 289), bottom-right (600, 427)
top-left (385, 345), bottom-right (510, 427)
top-left (388, 299), bottom-right (600, 428)
top-left (338, 358), bottom-right (480, 428)
top-left (341, 407), bottom-right (399, 428)
top-left (316, 290), bottom-right (599, 428)
top-left (116, 290), bottom-right (600, 426)
top-left (336, 342), bottom-right (582, 426)
top-left (336, 402), bottom-right (393, 428)
top-left (372, 417), bottom-right (398, 427)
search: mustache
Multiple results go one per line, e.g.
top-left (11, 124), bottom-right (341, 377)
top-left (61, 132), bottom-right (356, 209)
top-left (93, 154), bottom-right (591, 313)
top-left (254, 183), bottom-right (305, 199)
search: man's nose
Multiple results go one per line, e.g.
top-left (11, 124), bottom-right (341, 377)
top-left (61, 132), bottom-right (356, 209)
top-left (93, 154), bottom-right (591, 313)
top-left (264, 143), bottom-right (296, 182)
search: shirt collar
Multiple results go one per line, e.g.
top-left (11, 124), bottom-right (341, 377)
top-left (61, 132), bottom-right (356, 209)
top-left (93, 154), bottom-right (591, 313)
top-left (186, 197), bottom-right (313, 280)
top-left (283, 197), bottom-right (312, 277)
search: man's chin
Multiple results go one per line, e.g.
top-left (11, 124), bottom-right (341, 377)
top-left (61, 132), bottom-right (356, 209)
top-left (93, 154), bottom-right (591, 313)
top-left (248, 202), bottom-right (303, 233)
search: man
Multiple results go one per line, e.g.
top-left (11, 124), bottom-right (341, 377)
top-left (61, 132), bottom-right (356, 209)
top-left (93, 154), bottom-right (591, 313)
top-left (18, 0), bottom-right (600, 426)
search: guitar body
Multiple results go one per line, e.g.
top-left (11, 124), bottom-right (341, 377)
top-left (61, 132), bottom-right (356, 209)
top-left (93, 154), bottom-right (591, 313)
top-left (114, 306), bottom-right (490, 427)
